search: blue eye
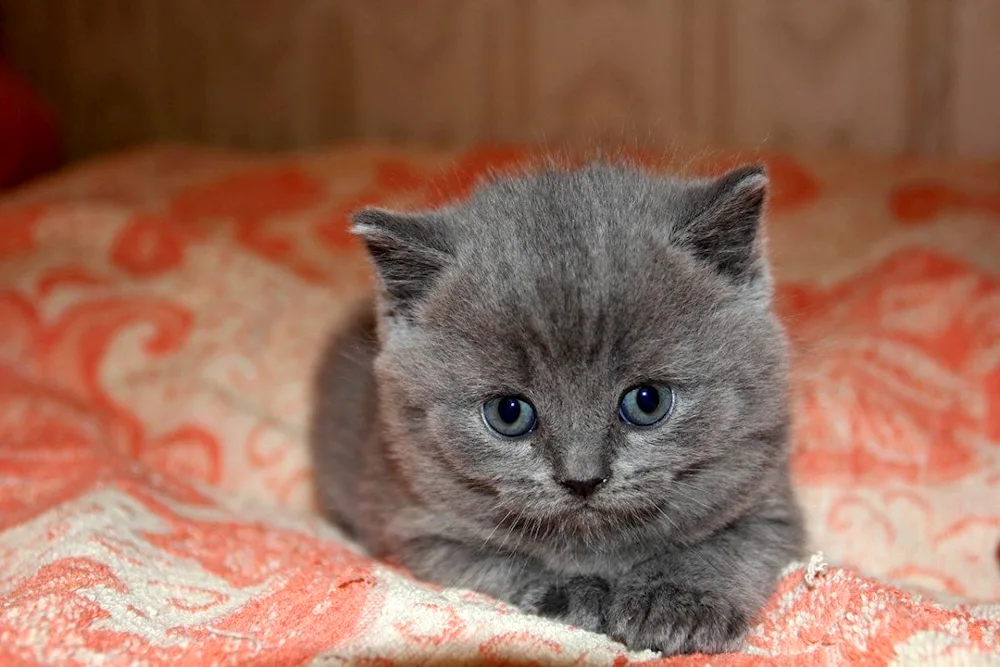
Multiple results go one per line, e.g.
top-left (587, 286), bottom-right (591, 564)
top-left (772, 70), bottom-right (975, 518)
top-left (483, 396), bottom-right (536, 437)
top-left (619, 384), bottom-right (673, 427)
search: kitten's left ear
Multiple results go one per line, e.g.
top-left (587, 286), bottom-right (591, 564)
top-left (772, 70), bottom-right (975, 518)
top-left (674, 164), bottom-right (769, 284)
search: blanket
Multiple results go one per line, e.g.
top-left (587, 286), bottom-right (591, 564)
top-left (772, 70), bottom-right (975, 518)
top-left (1, 144), bottom-right (998, 665)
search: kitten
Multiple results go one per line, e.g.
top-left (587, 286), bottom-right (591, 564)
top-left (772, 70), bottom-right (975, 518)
top-left (310, 160), bottom-right (804, 655)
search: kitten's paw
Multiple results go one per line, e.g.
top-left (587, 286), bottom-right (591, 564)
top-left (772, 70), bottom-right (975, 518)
top-left (521, 575), bottom-right (610, 633)
top-left (604, 580), bottom-right (749, 655)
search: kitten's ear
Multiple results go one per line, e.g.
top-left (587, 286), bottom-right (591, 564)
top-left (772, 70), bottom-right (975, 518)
top-left (352, 208), bottom-right (454, 318)
top-left (674, 164), bottom-right (769, 283)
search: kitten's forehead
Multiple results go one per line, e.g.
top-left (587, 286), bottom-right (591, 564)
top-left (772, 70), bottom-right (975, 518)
top-left (461, 163), bottom-right (695, 244)
top-left (428, 230), bottom-right (731, 391)
top-left (451, 165), bottom-right (696, 300)
top-left (451, 163), bottom-right (723, 309)
top-left (414, 162), bottom-right (773, 390)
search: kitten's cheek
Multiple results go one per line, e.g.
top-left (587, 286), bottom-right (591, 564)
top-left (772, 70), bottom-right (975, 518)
top-left (428, 411), bottom-right (483, 450)
top-left (434, 413), bottom-right (542, 477)
top-left (526, 459), bottom-right (555, 486)
top-left (620, 430), bottom-right (669, 459)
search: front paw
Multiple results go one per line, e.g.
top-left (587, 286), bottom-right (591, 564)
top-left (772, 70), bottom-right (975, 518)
top-left (604, 579), bottom-right (749, 655)
top-left (519, 575), bottom-right (610, 633)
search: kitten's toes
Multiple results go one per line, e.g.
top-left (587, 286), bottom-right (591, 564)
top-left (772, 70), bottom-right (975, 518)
top-left (605, 582), bottom-right (749, 655)
top-left (523, 575), bottom-right (610, 633)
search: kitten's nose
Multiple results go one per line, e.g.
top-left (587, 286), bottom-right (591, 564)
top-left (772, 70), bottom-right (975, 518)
top-left (558, 476), bottom-right (607, 499)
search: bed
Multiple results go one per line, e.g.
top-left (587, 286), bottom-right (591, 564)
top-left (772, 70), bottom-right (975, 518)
top-left (0, 143), bottom-right (998, 665)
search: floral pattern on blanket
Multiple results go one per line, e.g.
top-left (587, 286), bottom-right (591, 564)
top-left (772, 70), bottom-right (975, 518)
top-left (0, 145), bottom-right (998, 665)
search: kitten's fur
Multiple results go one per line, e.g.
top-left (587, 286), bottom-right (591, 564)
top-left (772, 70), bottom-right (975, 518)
top-left (310, 161), bottom-right (804, 655)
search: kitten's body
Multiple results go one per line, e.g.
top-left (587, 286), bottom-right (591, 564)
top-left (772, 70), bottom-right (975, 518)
top-left (311, 161), bottom-right (804, 655)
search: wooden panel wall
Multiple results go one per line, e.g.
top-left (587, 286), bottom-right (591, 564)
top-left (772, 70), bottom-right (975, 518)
top-left (1, 0), bottom-right (997, 160)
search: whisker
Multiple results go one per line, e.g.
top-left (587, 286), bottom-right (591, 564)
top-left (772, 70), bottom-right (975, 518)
top-left (481, 509), bottom-right (513, 550)
top-left (668, 482), bottom-right (715, 512)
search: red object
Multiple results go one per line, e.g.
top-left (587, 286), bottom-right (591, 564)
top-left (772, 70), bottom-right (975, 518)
top-left (0, 57), bottom-right (61, 189)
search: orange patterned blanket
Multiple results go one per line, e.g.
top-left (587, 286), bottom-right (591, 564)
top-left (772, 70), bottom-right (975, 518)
top-left (0, 144), bottom-right (998, 665)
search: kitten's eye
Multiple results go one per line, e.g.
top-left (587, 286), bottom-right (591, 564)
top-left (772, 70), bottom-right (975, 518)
top-left (482, 396), bottom-right (536, 437)
top-left (619, 384), bottom-right (673, 427)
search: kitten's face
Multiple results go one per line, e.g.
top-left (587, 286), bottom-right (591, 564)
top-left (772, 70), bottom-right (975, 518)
top-left (357, 163), bottom-right (789, 545)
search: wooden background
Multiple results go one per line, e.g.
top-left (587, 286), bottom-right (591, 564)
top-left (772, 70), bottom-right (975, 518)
top-left (1, 0), bottom-right (998, 161)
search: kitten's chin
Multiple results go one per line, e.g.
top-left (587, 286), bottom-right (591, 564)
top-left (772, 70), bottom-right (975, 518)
top-left (508, 498), bottom-right (658, 542)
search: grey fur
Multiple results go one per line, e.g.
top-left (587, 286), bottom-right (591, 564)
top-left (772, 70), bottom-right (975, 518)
top-left (310, 161), bottom-right (804, 655)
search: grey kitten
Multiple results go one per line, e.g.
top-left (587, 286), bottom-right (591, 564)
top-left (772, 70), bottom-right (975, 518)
top-left (310, 160), bottom-right (804, 655)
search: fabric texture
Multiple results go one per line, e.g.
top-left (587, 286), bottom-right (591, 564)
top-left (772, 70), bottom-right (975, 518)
top-left (0, 144), bottom-right (998, 665)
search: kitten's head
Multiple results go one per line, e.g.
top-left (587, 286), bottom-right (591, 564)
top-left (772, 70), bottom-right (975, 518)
top-left (353, 162), bottom-right (790, 547)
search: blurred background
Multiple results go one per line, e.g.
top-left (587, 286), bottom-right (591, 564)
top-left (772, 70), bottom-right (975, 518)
top-left (0, 0), bottom-right (998, 173)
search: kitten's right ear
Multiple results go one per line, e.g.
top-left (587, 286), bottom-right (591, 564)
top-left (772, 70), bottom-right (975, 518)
top-left (351, 208), bottom-right (454, 318)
